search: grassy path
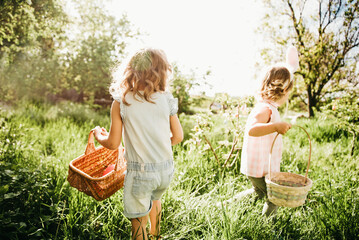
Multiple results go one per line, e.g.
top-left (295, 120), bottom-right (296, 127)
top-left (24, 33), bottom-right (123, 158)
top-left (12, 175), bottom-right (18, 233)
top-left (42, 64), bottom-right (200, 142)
top-left (0, 103), bottom-right (358, 239)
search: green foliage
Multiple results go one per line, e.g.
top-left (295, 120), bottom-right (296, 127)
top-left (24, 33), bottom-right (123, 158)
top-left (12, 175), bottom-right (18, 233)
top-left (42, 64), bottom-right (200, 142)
top-left (0, 0), bottom-right (67, 63)
top-left (0, 112), bottom-right (63, 239)
top-left (183, 99), bottom-right (245, 168)
top-left (0, 0), bottom-right (139, 104)
top-left (321, 92), bottom-right (359, 155)
top-left (259, 0), bottom-right (359, 117)
top-left (170, 64), bottom-right (211, 114)
top-left (0, 0), bottom-right (68, 102)
top-left (322, 94), bottom-right (359, 128)
top-left (0, 104), bottom-right (125, 239)
top-left (0, 103), bottom-right (358, 239)
top-left (65, 0), bottom-right (138, 102)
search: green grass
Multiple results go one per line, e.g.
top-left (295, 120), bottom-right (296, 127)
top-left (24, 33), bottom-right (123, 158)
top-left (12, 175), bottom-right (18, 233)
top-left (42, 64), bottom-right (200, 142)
top-left (0, 102), bottom-right (358, 239)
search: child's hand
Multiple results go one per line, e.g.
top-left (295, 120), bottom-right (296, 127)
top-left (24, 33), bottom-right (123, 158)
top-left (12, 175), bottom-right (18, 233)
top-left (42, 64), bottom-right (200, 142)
top-left (100, 127), bottom-right (109, 136)
top-left (274, 122), bottom-right (291, 135)
top-left (92, 126), bottom-right (108, 140)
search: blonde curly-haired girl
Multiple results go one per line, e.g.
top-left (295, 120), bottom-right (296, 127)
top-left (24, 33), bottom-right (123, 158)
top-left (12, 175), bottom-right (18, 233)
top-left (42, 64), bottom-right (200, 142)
top-left (240, 65), bottom-right (293, 217)
top-left (93, 48), bottom-right (183, 239)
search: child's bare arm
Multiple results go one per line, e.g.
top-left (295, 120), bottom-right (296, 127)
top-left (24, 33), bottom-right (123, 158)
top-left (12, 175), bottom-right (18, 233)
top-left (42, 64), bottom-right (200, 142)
top-left (93, 101), bottom-right (123, 150)
top-left (248, 106), bottom-right (291, 137)
top-left (170, 115), bottom-right (183, 145)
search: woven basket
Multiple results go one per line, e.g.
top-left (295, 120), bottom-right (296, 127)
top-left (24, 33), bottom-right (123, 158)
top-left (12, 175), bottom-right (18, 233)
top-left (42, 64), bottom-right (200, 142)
top-left (67, 131), bottom-right (127, 201)
top-left (265, 125), bottom-right (313, 208)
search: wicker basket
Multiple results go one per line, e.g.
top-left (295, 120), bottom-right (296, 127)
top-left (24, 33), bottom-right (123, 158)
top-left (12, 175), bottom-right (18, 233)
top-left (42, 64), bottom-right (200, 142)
top-left (265, 125), bottom-right (313, 208)
top-left (67, 131), bottom-right (127, 201)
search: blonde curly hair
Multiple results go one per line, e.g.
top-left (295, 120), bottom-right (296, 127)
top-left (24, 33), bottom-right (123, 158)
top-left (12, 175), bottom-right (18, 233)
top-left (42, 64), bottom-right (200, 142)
top-left (111, 48), bottom-right (172, 105)
top-left (260, 65), bottom-right (293, 102)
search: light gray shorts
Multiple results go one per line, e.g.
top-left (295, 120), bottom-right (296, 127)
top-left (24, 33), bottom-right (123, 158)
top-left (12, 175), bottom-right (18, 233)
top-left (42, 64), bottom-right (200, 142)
top-left (123, 160), bottom-right (174, 219)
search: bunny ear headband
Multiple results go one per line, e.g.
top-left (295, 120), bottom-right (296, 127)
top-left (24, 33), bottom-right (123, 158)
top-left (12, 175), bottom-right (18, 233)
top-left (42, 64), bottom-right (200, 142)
top-left (285, 46), bottom-right (300, 73)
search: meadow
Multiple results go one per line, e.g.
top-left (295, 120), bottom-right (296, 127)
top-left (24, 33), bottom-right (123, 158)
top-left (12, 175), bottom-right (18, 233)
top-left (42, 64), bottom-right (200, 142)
top-left (0, 102), bottom-right (358, 240)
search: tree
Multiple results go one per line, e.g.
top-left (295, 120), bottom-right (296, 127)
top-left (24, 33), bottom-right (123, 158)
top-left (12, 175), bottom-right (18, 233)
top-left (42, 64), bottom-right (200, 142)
top-left (322, 87), bottom-right (359, 156)
top-left (170, 64), bottom-right (211, 114)
top-left (259, 0), bottom-right (359, 117)
top-left (64, 0), bottom-right (139, 103)
top-left (0, 0), bottom-right (139, 104)
top-left (0, 0), bottom-right (68, 102)
top-left (0, 0), bottom-right (67, 63)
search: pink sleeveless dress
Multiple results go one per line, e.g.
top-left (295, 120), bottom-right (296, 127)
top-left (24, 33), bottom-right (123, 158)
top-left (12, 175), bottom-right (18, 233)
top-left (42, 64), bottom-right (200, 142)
top-left (240, 100), bottom-right (282, 178)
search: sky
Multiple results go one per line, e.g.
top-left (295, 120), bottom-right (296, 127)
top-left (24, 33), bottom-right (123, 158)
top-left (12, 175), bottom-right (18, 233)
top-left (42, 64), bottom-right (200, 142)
top-left (104, 0), bottom-right (266, 97)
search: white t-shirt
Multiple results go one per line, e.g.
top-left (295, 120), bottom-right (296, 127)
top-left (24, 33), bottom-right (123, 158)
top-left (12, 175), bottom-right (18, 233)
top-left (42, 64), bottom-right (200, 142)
top-left (114, 91), bottom-right (178, 164)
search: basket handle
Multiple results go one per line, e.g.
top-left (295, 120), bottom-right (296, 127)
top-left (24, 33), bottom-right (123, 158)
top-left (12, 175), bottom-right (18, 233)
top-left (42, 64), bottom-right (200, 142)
top-left (268, 125), bottom-right (312, 184)
top-left (115, 143), bottom-right (126, 171)
top-left (85, 131), bottom-right (96, 155)
top-left (86, 130), bottom-right (126, 171)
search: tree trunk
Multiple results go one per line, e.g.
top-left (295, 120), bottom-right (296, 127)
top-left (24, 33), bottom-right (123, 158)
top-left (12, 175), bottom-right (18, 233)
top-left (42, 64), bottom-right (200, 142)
top-left (351, 130), bottom-right (356, 157)
top-left (307, 87), bottom-right (316, 117)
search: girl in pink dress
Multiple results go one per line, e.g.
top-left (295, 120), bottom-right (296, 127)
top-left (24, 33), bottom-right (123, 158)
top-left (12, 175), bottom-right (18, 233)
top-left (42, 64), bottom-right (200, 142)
top-left (240, 65), bottom-right (293, 216)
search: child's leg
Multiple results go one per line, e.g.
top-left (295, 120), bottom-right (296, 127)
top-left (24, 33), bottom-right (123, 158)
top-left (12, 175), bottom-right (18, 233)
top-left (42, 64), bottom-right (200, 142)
top-left (248, 176), bottom-right (278, 216)
top-left (248, 176), bottom-right (266, 199)
top-left (149, 200), bottom-right (162, 236)
top-left (131, 215), bottom-right (149, 240)
top-left (262, 201), bottom-right (278, 217)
